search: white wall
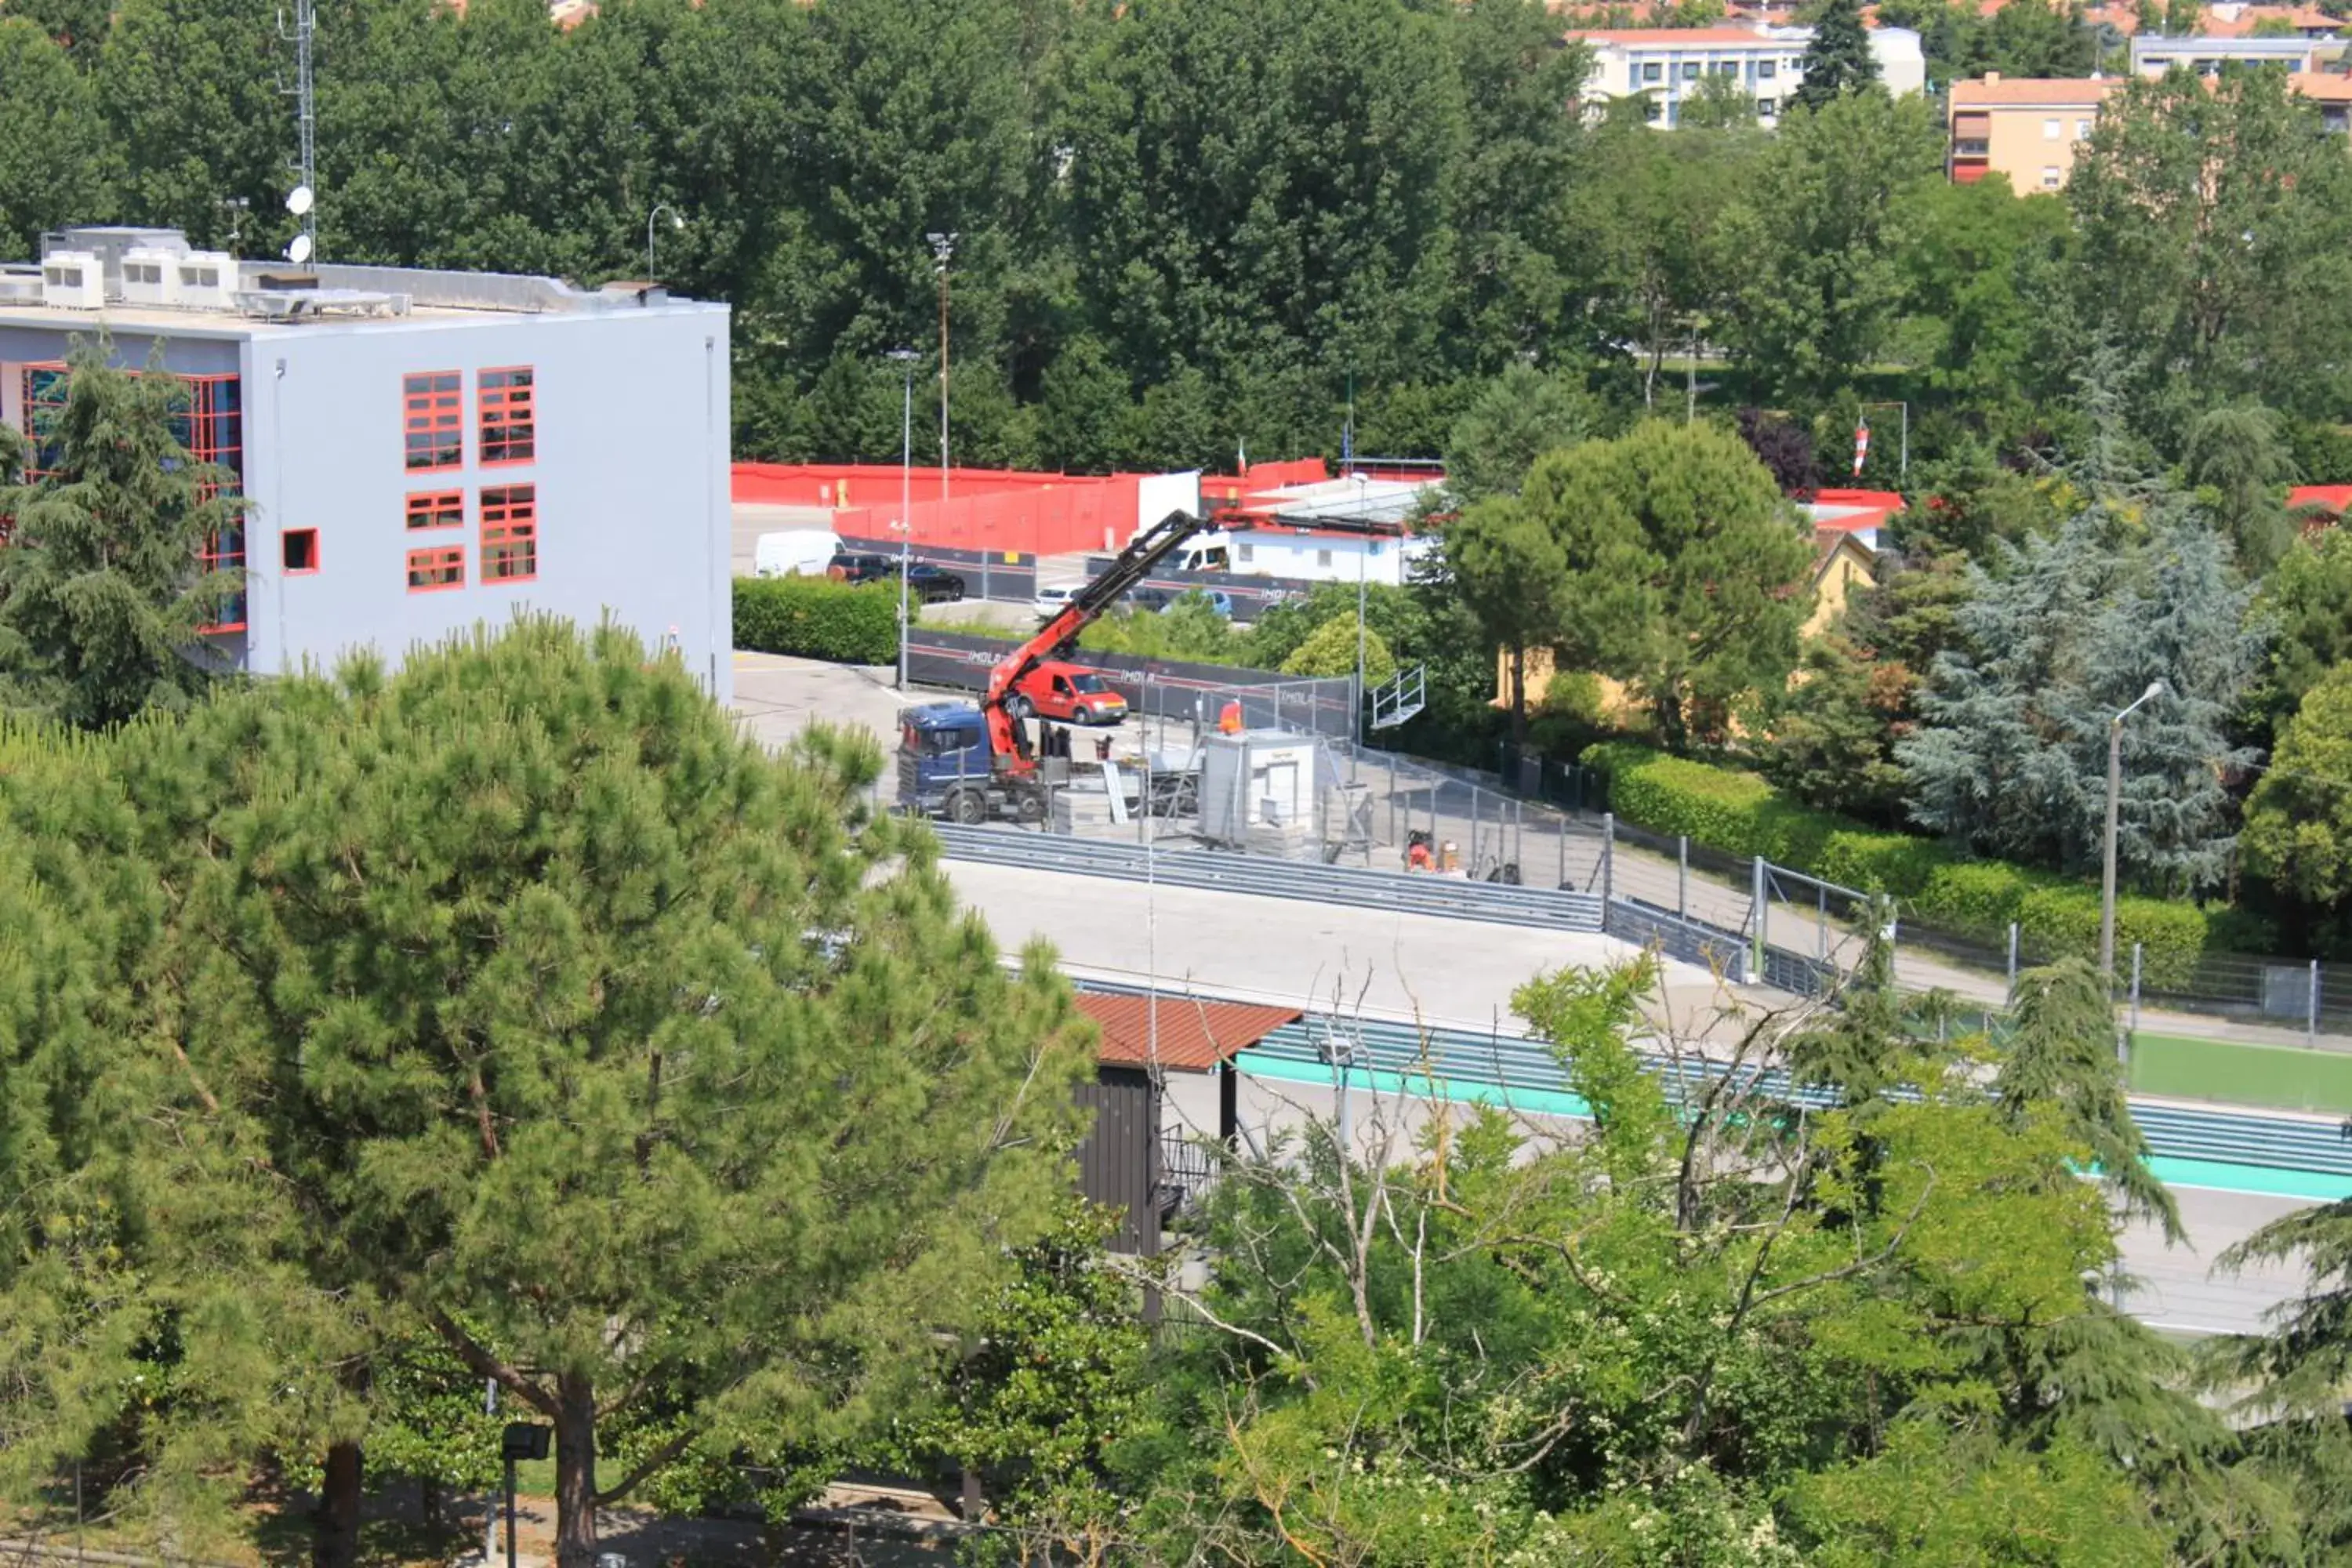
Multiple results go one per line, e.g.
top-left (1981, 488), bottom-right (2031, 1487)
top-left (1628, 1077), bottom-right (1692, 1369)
top-left (1230, 530), bottom-right (1430, 588)
top-left (1137, 470), bottom-right (1202, 533)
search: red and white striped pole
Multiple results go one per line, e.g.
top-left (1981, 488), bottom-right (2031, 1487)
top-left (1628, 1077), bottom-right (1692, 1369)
top-left (1852, 417), bottom-right (1871, 479)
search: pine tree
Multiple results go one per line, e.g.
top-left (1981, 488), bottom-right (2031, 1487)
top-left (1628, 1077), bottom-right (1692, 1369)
top-left (1792, 0), bottom-right (1879, 112)
top-left (134, 620), bottom-right (1092, 1568)
top-left (0, 346), bottom-right (244, 729)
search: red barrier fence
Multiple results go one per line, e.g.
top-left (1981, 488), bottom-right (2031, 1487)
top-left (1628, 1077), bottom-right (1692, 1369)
top-left (731, 463), bottom-right (1141, 557)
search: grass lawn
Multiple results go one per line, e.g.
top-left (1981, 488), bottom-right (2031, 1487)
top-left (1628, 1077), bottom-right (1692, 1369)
top-left (2129, 1031), bottom-right (2352, 1115)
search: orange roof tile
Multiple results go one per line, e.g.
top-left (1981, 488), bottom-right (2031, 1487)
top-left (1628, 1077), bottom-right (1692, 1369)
top-left (2291, 68), bottom-right (2352, 100)
top-left (1076, 993), bottom-right (1302, 1073)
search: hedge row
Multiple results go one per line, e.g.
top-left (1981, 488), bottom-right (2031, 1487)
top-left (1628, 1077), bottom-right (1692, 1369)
top-left (1581, 742), bottom-right (2211, 984)
top-left (733, 575), bottom-right (898, 666)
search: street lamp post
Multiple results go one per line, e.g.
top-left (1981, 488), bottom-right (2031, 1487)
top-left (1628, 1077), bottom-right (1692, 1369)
top-left (646, 203), bottom-right (683, 279)
top-left (927, 231), bottom-right (957, 504)
top-left (888, 349), bottom-right (920, 691)
top-left (1352, 474), bottom-right (1370, 738)
top-left (2100, 680), bottom-right (2167, 980)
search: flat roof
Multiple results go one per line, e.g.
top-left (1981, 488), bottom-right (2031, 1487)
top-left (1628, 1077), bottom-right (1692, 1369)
top-left (1950, 75), bottom-right (2124, 107)
top-left (0, 296), bottom-right (723, 343)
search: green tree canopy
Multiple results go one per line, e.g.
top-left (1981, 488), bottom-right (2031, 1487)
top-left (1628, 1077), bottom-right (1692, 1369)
top-left (1277, 615), bottom-right (1396, 687)
top-left (1441, 362), bottom-right (1597, 506)
top-left (1519, 419), bottom-right (1815, 749)
top-left (1792, 0), bottom-right (1880, 111)
top-left (0, 347), bottom-right (244, 729)
top-left (0, 18), bottom-right (107, 260)
top-left (2243, 662), bottom-right (2352, 931)
top-left (133, 621), bottom-right (1092, 1568)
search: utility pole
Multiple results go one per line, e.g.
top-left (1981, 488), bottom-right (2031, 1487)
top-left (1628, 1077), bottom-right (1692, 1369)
top-left (927, 232), bottom-right (956, 504)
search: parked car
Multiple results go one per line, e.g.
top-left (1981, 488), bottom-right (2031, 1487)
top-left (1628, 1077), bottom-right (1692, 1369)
top-left (904, 562), bottom-right (966, 603)
top-left (1120, 585), bottom-right (1174, 613)
top-left (828, 550), bottom-right (894, 585)
top-left (1161, 589), bottom-right (1233, 619)
top-left (1032, 584), bottom-right (1080, 621)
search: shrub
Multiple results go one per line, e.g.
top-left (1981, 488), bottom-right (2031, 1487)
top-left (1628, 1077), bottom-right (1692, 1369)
top-left (733, 576), bottom-right (898, 665)
top-left (1813, 829), bottom-right (1945, 897)
top-left (1584, 740), bottom-right (2218, 970)
top-left (1279, 619), bottom-right (1396, 684)
top-left (2015, 887), bottom-right (2209, 989)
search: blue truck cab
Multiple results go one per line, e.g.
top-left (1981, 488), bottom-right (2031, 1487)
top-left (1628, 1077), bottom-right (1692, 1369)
top-left (900, 701), bottom-right (1036, 825)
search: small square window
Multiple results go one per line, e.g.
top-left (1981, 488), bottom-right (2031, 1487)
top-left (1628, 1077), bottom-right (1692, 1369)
top-left (1758, 97), bottom-right (1777, 117)
top-left (1316, 548), bottom-right (1334, 568)
top-left (1642, 60), bottom-right (1663, 82)
top-left (1758, 59), bottom-right (1777, 80)
top-left (282, 528), bottom-right (319, 574)
top-left (405, 490), bottom-right (465, 530)
top-left (1682, 61), bottom-right (1701, 80)
top-left (407, 545), bottom-right (464, 592)
top-left (2043, 117), bottom-right (2061, 140)
top-left (1238, 542), bottom-right (1254, 563)
top-left (2042, 165), bottom-right (2062, 188)
top-left (2075, 118), bottom-right (2092, 140)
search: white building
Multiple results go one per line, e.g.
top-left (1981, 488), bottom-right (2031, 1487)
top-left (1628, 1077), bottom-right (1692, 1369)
top-left (1569, 24), bottom-right (1926, 127)
top-left (2129, 31), bottom-right (2339, 74)
top-left (1223, 474), bottom-right (1441, 587)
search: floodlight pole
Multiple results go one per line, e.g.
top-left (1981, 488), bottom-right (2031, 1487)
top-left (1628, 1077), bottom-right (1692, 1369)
top-left (888, 349), bottom-right (919, 691)
top-left (2100, 681), bottom-right (2166, 982)
top-left (928, 232), bottom-right (956, 503)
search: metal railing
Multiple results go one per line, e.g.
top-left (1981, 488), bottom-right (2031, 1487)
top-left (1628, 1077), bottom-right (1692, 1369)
top-left (1217, 997), bottom-right (2352, 1180)
top-left (930, 823), bottom-right (1606, 933)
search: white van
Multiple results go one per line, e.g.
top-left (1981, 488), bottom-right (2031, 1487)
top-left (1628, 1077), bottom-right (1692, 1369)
top-left (753, 530), bottom-right (840, 579)
top-left (1169, 530), bottom-right (1232, 574)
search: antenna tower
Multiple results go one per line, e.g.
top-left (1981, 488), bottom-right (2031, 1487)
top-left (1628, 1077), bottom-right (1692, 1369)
top-left (278, 0), bottom-right (319, 263)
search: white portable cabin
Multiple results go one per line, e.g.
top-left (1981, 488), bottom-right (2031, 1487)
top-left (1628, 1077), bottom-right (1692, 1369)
top-left (1198, 731), bottom-right (1323, 857)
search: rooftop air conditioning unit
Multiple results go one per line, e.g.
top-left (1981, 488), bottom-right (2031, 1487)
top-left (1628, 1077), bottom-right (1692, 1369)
top-left (172, 252), bottom-right (236, 310)
top-left (40, 252), bottom-right (102, 310)
top-left (120, 247), bottom-right (178, 307)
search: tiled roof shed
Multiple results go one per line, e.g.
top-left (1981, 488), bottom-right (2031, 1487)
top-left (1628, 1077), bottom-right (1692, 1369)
top-left (1076, 992), bottom-right (1301, 1073)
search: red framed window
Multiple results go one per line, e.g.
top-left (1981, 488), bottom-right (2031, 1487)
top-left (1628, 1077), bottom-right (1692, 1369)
top-left (282, 528), bottom-right (320, 574)
top-left (406, 544), bottom-right (464, 592)
top-left (481, 485), bottom-right (538, 582)
top-left (403, 372), bottom-right (462, 471)
top-left (405, 490), bottom-right (465, 530)
top-left (479, 368), bottom-right (535, 466)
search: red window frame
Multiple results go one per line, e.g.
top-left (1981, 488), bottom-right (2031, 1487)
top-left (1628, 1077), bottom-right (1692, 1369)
top-left (403, 371), bottom-right (463, 471)
top-left (481, 484), bottom-right (538, 583)
top-left (406, 544), bottom-right (464, 593)
top-left (405, 490), bottom-right (465, 530)
top-left (282, 528), bottom-right (321, 575)
top-left (479, 367), bottom-right (535, 466)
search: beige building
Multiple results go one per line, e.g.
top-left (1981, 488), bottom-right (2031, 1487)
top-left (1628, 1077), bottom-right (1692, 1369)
top-left (1947, 74), bottom-right (2121, 191)
top-left (1949, 67), bottom-right (2352, 189)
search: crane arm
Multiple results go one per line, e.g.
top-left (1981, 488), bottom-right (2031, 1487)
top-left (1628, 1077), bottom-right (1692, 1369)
top-left (982, 508), bottom-right (1207, 763)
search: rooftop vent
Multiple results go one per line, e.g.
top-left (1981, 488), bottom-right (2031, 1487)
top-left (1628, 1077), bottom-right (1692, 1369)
top-left (231, 287), bottom-right (412, 321)
top-left (40, 252), bottom-right (102, 310)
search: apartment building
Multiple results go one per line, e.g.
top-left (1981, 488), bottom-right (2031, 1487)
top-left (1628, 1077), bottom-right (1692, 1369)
top-left (1948, 74), bottom-right (2121, 189)
top-left (0, 226), bottom-right (732, 701)
top-left (2129, 31), bottom-right (2340, 74)
top-left (1568, 24), bottom-right (1927, 127)
top-left (1948, 64), bottom-right (2352, 187)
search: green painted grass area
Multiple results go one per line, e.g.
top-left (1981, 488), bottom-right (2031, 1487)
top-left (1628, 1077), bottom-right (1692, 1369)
top-left (2129, 1032), bottom-right (2352, 1116)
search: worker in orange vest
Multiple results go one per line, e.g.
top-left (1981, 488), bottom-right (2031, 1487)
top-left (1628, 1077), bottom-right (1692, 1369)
top-left (1218, 699), bottom-right (1244, 735)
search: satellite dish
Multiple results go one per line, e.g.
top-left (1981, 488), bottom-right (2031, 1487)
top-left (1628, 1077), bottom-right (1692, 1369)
top-left (287, 185), bottom-right (314, 217)
top-left (285, 233), bottom-right (314, 265)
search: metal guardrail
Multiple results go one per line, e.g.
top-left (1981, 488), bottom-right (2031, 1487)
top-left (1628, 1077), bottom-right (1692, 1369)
top-left (931, 823), bottom-right (1606, 933)
top-left (1221, 1006), bottom-right (2352, 1180)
